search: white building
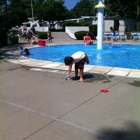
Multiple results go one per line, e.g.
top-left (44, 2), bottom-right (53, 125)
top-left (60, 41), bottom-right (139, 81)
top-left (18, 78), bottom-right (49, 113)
top-left (56, 16), bottom-right (137, 32)
top-left (21, 16), bottom-right (137, 33)
top-left (22, 18), bottom-right (49, 32)
top-left (81, 16), bottom-right (137, 32)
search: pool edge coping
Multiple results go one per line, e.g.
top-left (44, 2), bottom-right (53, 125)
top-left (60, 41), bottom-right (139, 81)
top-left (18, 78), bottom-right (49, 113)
top-left (3, 43), bottom-right (140, 79)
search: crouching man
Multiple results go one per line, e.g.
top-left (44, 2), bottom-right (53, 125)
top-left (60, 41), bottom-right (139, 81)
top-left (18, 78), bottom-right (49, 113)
top-left (64, 51), bottom-right (89, 82)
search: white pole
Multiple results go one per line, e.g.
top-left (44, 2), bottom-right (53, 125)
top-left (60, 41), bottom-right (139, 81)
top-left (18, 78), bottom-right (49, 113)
top-left (42, 20), bottom-right (44, 32)
top-left (97, 8), bottom-right (104, 50)
top-left (95, 0), bottom-right (105, 50)
top-left (31, 0), bottom-right (34, 20)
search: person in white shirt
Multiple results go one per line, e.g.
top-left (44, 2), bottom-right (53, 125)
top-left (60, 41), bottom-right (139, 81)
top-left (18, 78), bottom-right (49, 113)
top-left (64, 51), bottom-right (89, 82)
top-left (18, 25), bottom-right (23, 35)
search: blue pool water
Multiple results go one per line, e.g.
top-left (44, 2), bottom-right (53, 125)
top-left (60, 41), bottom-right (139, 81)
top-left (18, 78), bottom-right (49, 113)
top-left (21, 44), bottom-right (140, 69)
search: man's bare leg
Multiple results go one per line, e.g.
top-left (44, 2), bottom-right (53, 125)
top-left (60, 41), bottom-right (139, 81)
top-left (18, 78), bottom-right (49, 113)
top-left (79, 69), bottom-right (84, 82)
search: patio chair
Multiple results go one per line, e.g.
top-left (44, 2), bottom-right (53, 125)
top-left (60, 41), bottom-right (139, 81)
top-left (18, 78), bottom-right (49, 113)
top-left (105, 33), bottom-right (113, 41)
top-left (119, 32), bottom-right (127, 41)
top-left (104, 33), bottom-right (109, 40)
top-left (112, 32), bottom-right (119, 41)
top-left (137, 33), bottom-right (140, 41)
top-left (131, 32), bottom-right (139, 41)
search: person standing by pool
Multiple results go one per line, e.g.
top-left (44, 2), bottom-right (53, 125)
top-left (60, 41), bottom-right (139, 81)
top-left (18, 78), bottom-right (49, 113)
top-left (18, 25), bottom-right (23, 35)
top-left (84, 33), bottom-right (93, 45)
top-left (64, 51), bottom-right (89, 82)
top-left (27, 25), bottom-right (37, 45)
top-left (47, 32), bottom-right (53, 42)
top-left (22, 29), bottom-right (27, 40)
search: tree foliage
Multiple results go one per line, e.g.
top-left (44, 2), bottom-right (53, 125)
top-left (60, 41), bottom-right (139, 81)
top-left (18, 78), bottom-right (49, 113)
top-left (71, 0), bottom-right (139, 18)
top-left (0, 0), bottom-right (70, 30)
top-left (0, 0), bottom-right (139, 30)
top-left (41, 0), bottom-right (67, 22)
top-left (104, 0), bottom-right (137, 17)
top-left (71, 0), bottom-right (95, 18)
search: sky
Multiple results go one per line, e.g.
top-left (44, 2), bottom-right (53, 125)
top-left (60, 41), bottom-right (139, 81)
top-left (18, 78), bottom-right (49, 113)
top-left (64, 0), bottom-right (80, 10)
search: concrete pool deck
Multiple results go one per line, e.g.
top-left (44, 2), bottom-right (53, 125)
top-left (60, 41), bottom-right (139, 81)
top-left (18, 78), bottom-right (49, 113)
top-left (0, 38), bottom-right (140, 140)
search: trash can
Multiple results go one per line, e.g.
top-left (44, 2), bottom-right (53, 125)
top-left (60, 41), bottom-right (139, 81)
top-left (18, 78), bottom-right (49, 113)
top-left (38, 40), bottom-right (46, 46)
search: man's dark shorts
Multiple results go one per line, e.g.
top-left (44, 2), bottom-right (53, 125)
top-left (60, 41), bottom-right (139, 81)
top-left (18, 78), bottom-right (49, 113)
top-left (27, 34), bottom-right (32, 40)
top-left (75, 59), bottom-right (86, 70)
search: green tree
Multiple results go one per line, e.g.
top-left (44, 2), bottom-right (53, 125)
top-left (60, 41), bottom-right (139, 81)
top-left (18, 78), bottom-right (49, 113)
top-left (1, 0), bottom-right (71, 30)
top-left (40, 0), bottom-right (68, 29)
top-left (0, 0), bottom-right (9, 30)
top-left (1, 0), bottom-right (139, 31)
top-left (104, 0), bottom-right (137, 18)
top-left (71, 0), bottom-right (94, 18)
top-left (5, 0), bottom-right (30, 28)
top-left (33, 0), bottom-right (45, 19)
top-left (65, 10), bottom-right (75, 19)
top-left (71, 0), bottom-right (138, 18)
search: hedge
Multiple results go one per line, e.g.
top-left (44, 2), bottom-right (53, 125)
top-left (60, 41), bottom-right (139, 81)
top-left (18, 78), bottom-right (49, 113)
top-left (7, 30), bottom-right (19, 44)
top-left (75, 31), bottom-right (94, 40)
top-left (36, 31), bottom-right (48, 39)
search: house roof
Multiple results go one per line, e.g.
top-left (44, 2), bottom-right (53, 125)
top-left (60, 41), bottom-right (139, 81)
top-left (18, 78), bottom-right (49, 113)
top-left (81, 16), bottom-right (135, 20)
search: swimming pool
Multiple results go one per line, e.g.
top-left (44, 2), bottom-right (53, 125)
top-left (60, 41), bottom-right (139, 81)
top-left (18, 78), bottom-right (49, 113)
top-left (22, 44), bottom-right (140, 70)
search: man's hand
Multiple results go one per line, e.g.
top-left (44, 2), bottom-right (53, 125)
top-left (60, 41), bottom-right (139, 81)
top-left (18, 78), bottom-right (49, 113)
top-left (67, 64), bottom-right (72, 77)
